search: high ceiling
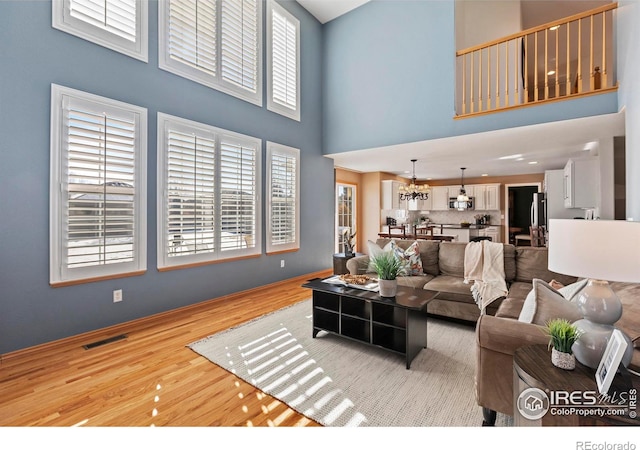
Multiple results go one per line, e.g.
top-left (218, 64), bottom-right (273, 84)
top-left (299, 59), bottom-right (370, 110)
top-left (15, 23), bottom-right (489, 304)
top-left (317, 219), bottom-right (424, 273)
top-left (296, 0), bottom-right (622, 180)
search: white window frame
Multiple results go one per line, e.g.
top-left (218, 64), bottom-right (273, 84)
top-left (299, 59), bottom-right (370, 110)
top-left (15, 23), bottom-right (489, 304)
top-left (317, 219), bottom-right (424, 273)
top-left (158, 0), bottom-right (263, 107)
top-left (335, 182), bottom-right (357, 253)
top-left (50, 84), bottom-right (147, 285)
top-left (266, 0), bottom-right (300, 121)
top-left (52, 0), bottom-right (149, 62)
top-left (266, 142), bottom-right (300, 254)
top-left (157, 113), bottom-right (262, 269)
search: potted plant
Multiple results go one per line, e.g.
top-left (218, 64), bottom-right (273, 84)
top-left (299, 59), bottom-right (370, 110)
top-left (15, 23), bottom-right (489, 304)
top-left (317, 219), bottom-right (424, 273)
top-left (369, 251), bottom-right (404, 298)
top-left (543, 318), bottom-right (583, 370)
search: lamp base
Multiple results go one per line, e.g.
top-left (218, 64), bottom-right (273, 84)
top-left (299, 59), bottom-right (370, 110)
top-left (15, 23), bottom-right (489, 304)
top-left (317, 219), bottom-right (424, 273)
top-left (571, 320), bottom-right (633, 369)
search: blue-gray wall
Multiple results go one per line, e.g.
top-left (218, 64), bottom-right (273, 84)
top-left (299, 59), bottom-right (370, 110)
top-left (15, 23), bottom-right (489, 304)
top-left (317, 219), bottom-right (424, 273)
top-left (322, 0), bottom-right (619, 155)
top-left (0, 0), bottom-right (333, 354)
top-left (617, 0), bottom-right (640, 221)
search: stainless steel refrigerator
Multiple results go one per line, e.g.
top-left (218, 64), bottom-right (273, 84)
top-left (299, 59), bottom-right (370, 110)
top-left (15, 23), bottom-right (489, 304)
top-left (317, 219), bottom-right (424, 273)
top-left (531, 192), bottom-right (546, 228)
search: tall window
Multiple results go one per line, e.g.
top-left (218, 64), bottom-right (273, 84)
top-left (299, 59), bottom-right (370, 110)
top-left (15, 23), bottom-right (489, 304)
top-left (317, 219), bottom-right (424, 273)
top-left (266, 142), bottom-right (299, 253)
top-left (157, 113), bottom-right (261, 269)
top-left (52, 0), bottom-right (148, 62)
top-left (159, 0), bottom-right (263, 106)
top-left (50, 84), bottom-right (147, 285)
top-left (336, 183), bottom-right (356, 253)
top-left (267, 0), bottom-right (300, 121)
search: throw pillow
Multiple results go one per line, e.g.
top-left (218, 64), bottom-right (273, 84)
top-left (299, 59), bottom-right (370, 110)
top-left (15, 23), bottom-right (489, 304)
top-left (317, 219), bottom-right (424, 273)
top-left (557, 278), bottom-right (589, 302)
top-left (366, 240), bottom-right (394, 273)
top-left (390, 240), bottom-right (423, 276)
top-left (518, 279), bottom-right (583, 325)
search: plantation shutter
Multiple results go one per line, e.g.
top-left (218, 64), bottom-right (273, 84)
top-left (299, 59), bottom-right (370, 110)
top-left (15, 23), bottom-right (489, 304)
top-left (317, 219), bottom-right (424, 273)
top-left (219, 140), bottom-right (257, 251)
top-left (166, 130), bottom-right (216, 258)
top-left (167, 0), bottom-right (217, 76)
top-left (64, 97), bottom-right (136, 269)
top-left (69, 0), bottom-right (137, 42)
top-left (220, 0), bottom-right (259, 93)
top-left (269, 151), bottom-right (297, 246)
top-left (271, 6), bottom-right (297, 111)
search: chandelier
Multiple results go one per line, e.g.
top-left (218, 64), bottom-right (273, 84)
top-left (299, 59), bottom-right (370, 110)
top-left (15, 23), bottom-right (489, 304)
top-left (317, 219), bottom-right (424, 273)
top-left (398, 159), bottom-right (430, 201)
top-left (453, 167), bottom-right (470, 210)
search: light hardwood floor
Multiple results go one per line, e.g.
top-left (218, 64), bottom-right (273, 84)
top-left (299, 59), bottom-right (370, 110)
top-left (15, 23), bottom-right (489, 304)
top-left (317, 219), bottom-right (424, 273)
top-left (0, 270), bottom-right (332, 426)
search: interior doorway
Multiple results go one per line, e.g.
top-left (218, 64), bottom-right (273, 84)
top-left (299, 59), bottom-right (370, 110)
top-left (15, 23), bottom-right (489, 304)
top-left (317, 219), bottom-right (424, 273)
top-left (504, 182), bottom-right (542, 244)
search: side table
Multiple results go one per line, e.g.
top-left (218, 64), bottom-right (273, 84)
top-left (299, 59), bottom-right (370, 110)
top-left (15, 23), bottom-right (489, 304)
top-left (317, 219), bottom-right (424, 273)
top-left (513, 345), bottom-right (639, 426)
top-left (332, 252), bottom-right (364, 275)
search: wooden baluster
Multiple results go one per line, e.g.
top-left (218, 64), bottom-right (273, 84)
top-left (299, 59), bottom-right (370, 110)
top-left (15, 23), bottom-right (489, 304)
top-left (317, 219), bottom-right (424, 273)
top-left (470, 51), bottom-right (475, 113)
top-left (544, 28), bottom-right (549, 100)
top-left (505, 40), bottom-right (509, 106)
top-left (462, 54), bottom-right (466, 114)
top-left (515, 38), bottom-right (519, 105)
top-left (566, 21), bottom-right (571, 95)
top-left (590, 14), bottom-right (594, 91)
top-left (534, 32), bottom-right (538, 101)
top-left (602, 11), bottom-right (608, 87)
top-left (479, 48), bottom-right (483, 111)
top-left (555, 25), bottom-right (559, 97)
top-left (496, 43), bottom-right (500, 107)
top-left (577, 18), bottom-right (582, 93)
top-left (488, 46), bottom-right (492, 109)
top-left (524, 34), bottom-right (529, 102)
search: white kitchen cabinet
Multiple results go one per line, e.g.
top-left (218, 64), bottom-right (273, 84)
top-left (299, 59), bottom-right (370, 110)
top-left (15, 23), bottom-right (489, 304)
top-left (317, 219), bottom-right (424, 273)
top-left (408, 194), bottom-right (432, 211)
top-left (480, 226), bottom-right (500, 243)
top-left (563, 158), bottom-right (598, 208)
top-left (473, 184), bottom-right (500, 210)
top-left (430, 186), bottom-right (450, 210)
top-left (381, 180), bottom-right (407, 210)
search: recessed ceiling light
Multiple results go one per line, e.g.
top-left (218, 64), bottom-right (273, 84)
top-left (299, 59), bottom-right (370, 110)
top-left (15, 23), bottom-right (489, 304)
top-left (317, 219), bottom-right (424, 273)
top-left (583, 141), bottom-right (598, 151)
top-left (481, 174), bottom-right (489, 177)
top-left (547, 70), bottom-right (556, 76)
top-left (426, 177), bottom-right (433, 180)
top-left (528, 161), bottom-right (538, 165)
top-left (516, 157), bottom-right (524, 161)
top-left (498, 154), bottom-right (523, 160)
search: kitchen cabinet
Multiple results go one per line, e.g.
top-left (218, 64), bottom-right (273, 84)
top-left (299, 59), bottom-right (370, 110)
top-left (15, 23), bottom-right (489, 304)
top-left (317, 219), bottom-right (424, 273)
top-left (479, 226), bottom-right (500, 243)
top-left (381, 180), bottom-right (407, 210)
top-left (473, 184), bottom-right (500, 210)
top-left (430, 186), bottom-right (450, 211)
top-left (408, 194), bottom-right (432, 211)
top-left (563, 158), bottom-right (598, 208)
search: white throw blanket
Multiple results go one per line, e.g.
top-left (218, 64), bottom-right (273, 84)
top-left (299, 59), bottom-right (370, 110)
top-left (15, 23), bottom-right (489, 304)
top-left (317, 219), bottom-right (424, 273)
top-left (463, 241), bottom-right (508, 314)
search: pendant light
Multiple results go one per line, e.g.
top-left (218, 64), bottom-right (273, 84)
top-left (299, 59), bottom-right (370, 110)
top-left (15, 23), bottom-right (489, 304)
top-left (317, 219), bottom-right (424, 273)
top-left (398, 159), bottom-right (430, 201)
top-left (454, 167), bottom-right (469, 211)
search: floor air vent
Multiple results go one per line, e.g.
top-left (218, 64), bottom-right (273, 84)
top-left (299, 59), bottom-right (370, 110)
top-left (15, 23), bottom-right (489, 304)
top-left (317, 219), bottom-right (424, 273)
top-left (83, 334), bottom-right (128, 350)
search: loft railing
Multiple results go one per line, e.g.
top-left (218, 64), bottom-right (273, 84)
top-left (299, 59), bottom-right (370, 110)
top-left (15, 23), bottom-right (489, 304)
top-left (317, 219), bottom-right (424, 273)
top-left (455, 3), bottom-right (617, 117)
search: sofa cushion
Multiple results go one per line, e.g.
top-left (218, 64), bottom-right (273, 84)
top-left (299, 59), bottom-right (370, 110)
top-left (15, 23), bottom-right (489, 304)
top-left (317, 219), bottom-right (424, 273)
top-left (495, 297), bottom-right (526, 319)
top-left (438, 242), bottom-right (467, 278)
top-left (514, 247), bottom-right (577, 285)
top-left (366, 240), bottom-right (394, 272)
top-left (506, 281), bottom-right (534, 302)
top-left (397, 274), bottom-right (434, 289)
top-left (423, 275), bottom-right (476, 305)
top-left (391, 240), bottom-right (423, 275)
top-left (502, 244), bottom-right (517, 283)
top-left (518, 279), bottom-right (582, 325)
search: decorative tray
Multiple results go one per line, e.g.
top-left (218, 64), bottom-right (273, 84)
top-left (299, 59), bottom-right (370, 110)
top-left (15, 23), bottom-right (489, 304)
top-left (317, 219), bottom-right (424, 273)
top-left (322, 274), bottom-right (380, 292)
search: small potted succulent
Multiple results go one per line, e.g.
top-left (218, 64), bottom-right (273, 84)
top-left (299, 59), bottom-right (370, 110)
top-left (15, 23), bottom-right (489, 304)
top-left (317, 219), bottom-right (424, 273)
top-left (543, 318), bottom-right (583, 370)
top-left (368, 251), bottom-right (404, 298)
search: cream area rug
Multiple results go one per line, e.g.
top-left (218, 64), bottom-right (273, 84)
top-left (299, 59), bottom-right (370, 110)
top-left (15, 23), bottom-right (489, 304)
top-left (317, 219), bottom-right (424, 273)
top-left (188, 299), bottom-right (512, 427)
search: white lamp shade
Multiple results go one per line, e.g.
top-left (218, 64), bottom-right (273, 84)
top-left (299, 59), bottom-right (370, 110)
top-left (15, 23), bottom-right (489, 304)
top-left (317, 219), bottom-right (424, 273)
top-left (548, 219), bottom-right (640, 283)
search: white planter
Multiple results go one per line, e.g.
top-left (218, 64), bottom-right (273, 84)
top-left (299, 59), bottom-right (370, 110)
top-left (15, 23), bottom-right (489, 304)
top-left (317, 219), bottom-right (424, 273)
top-left (378, 279), bottom-right (398, 298)
top-left (551, 348), bottom-right (575, 370)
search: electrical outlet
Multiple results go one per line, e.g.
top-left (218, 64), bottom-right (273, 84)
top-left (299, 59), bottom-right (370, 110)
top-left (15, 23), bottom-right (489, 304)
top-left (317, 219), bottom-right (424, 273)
top-left (280, 259), bottom-right (285, 268)
top-left (113, 289), bottom-right (123, 303)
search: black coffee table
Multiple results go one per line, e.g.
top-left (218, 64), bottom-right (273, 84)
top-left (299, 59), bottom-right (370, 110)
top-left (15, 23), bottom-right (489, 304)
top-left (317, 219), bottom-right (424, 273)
top-left (302, 277), bottom-right (439, 369)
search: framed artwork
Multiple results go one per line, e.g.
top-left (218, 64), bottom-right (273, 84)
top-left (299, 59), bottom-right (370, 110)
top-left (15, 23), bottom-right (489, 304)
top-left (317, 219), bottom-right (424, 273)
top-left (596, 329), bottom-right (628, 395)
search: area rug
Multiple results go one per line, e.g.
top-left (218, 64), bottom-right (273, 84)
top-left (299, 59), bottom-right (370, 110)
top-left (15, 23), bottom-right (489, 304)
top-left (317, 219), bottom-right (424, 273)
top-left (188, 299), bottom-right (512, 427)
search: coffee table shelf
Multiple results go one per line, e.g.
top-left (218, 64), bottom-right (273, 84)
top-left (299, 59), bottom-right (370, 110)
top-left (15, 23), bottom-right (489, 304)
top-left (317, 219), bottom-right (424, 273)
top-left (302, 277), bottom-right (438, 369)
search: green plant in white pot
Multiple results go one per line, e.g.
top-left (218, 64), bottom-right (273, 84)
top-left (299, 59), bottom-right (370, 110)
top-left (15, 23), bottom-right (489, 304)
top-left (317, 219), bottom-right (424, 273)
top-left (369, 251), bottom-right (404, 298)
top-left (543, 318), bottom-right (583, 370)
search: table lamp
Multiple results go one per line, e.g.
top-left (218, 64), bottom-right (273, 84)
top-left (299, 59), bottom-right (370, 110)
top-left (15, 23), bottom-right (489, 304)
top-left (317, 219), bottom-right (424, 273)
top-left (547, 219), bottom-right (640, 369)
